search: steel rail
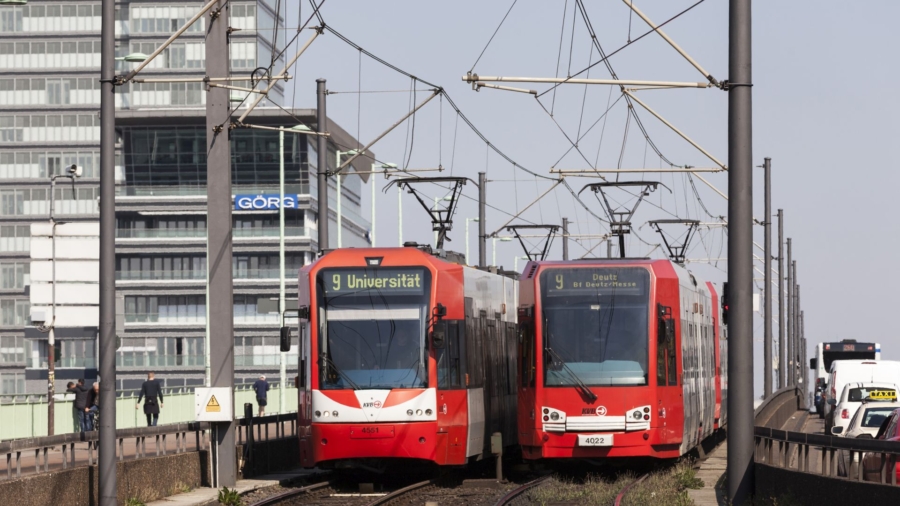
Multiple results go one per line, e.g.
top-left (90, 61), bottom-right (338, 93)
top-left (246, 480), bottom-right (335, 506)
top-left (613, 473), bottom-right (649, 506)
top-left (363, 479), bottom-right (434, 506)
top-left (493, 475), bottom-right (552, 506)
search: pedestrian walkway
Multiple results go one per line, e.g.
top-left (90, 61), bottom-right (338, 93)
top-left (147, 468), bottom-right (321, 506)
top-left (688, 441), bottom-right (727, 506)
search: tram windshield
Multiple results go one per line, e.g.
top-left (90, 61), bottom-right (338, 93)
top-left (540, 267), bottom-right (650, 387)
top-left (316, 267), bottom-right (431, 390)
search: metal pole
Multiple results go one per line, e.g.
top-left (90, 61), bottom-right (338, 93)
top-left (478, 172), bottom-right (486, 268)
top-left (796, 282), bottom-right (802, 406)
top-left (466, 219), bottom-right (471, 265)
top-left (562, 217), bottom-right (569, 261)
top-left (777, 209), bottom-right (785, 389)
top-left (492, 238), bottom-right (497, 267)
top-left (726, 0), bottom-right (754, 502)
top-left (786, 238), bottom-right (793, 387)
top-left (397, 185), bottom-right (402, 247)
top-left (206, 1), bottom-right (235, 487)
top-left (371, 165), bottom-right (376, 247)
top-left (337, 171), bottom-right (342, 248)
top-left (763, 158), bottom-right (772, 398)
top-left (316, 79), bottom-right (329, 253)
top-left (279, 130), bottom-right (286, 413)
top-left (793, 262), bottom-right (799, 387)
top-left (433, 197), bottom-right (439, 248)
top-left (99, 0), bottom-right (118, 501)
top-left (47, 177), bottom-right (56, 436)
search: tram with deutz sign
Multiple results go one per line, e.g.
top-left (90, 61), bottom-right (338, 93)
top-left (292, 246), bottom-right (518, 469)
top-left (516, 258), bottom-right (727, 460)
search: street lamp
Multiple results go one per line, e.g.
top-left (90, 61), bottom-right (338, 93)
top-left (370, 162), bottom-right (397, 247)
top-left (513, 255), bottom-right (529, 272)
top-left (39, 164), bottom-right (81, 436)
top-left (465, 218), bottom-right (479, 265)
top-left (335, 150), bottom-right (362, 248)
top-left (492, 236), bottom-right (512, 266)
top-left (432, 196), bottom-right (452, 248)
top-left (115, 53), bottom-right (148, 62)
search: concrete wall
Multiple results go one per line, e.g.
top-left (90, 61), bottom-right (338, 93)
top-left (755, 386), bottom-right (800, 429)
top-left (238, 436), bottom-right (299, 478)
top-left (0, 451), bottom-right (207, 506)
top-left (756, 463), bottom-right (900, 505)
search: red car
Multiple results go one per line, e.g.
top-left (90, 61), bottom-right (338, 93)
top-left (861, 408), bottom-right (900, 484)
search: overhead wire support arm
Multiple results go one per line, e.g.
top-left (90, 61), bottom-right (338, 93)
top-left (118, 0), bottom-right (221, 84)
top-left (506, 224), bottom-right (561, 261)
top-left (621, 0), bottom-right (719, 87)
top-left (237, 25), bottom-right (324, 123)
top-left (489, 179), bottom-right (564, 237)
top-left (579, 181), bottom-right (667, 258)
top-left (335, 89), bottom-right (442, 175)
top-left (463, 73), bottom-right (710, 89)
top-left (551, 167), bottom-right (724, 175)
top-left (473, 82), bottom-right (537, 95)
top-left (131, 76), bottom-right (291, 84)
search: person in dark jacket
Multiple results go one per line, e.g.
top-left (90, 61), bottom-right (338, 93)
top-left (87, 382), bottom-right (100, 426)
top-left (136, 372), bottom-right (164, 426)
top-left (67, 378), bottom-right (93, 432)
top-left (253, 375), bottom-right (270, 416)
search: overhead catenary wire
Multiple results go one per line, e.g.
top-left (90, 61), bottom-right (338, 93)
top-left (468, 0), bottom-right (519, 72)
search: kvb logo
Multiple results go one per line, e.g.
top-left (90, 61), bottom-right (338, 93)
top-left (596, 406), bottom-right (607, 416)
top-left (363, 400), bottom-right (383, 409)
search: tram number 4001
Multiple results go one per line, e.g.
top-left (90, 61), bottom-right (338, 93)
top-left (577, 434), bottom-right (614, 446)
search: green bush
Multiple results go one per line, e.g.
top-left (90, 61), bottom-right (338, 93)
top-left (218, 486), bottom-right (241, 506)
top-left (125, 499), bottom-right (146, 506)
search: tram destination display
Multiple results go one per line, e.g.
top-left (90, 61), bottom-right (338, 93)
top-left (321, 268), bottom-right (426, 295)
top-left (543, 267), bottom-right (648, 296)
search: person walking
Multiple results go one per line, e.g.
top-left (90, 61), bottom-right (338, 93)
top-left (88, 382), bottom-right (100, 427)
top-left (67, 379), bottom-right (93, 432)
top-left (136, 372), bottom-right (164, 426)
top-left (253, 375), bottom-right (270, 416)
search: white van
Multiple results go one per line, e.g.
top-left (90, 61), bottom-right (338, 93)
top-left (824, 360), bottom-right (900, 433)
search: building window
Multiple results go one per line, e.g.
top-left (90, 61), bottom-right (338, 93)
top-left (235, 335), bottom-right (296, 367)
top-left (0, 298), bottom-right (30, 326)
top-left (0, 336), bottom-right (25, 364)
top-left (116, 336), bottom-right (204, 368)
top-left (0, 225), bottom-right (29, 252)
top-left (0, 372), bottom-right (24, 395)
top-left (0, 262), bottom-right (29, 289)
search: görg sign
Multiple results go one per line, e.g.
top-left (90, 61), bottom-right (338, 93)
top-left (234, 194), bottom-right (300, 211)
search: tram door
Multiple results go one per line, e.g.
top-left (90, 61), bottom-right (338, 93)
top-left (655, 300), bottom-right (681, 444)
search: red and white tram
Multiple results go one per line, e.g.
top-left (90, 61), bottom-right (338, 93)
top-left (294, 246), bottom-right (518, 469)
top-left (516, 259), bottom-right (727, 460)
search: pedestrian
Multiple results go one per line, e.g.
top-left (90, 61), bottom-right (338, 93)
top-left (67, 378), bottom-right (93, 432)
top-left (88, 382), bottom-right (100, 428)
top-left (253, 375), bottom-right (270, 416)
top-left (136, 372), bottom-right (164, 426)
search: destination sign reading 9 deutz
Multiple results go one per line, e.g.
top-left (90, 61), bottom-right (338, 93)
top-left (542, 267), bottom-right (648, 296)
top-left (321, 268), bottom-right (426, 296)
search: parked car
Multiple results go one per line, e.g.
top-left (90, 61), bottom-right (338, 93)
top-left (861, 408), bottom-right (900, 483)
top-left (824, 360), bottom-right (900, 433)
top-left (829, 382), bottom-right (898, 436)
top-left (843, 401), bottom-right (900, 439)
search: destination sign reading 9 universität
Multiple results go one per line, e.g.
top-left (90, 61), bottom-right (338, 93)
top-left (542, 267), bottom-right (648, 296)
top-left (321, 268), bottom-right (427, 296)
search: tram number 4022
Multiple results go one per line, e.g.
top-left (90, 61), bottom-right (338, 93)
top-left (577, 434), bottom-right (614, 446)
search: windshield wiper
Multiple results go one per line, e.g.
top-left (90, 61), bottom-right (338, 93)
top-left (319, 353), bottom-right (362, 390)
top-left (546, 346), bottom-right (598, 403)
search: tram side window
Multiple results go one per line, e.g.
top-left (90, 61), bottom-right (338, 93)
top-left (465, 316), bottom-right (484, 388)
top-left (519, 319), bottom-right (535, 387)
top-left (437, 321), bottom-right (463, 389)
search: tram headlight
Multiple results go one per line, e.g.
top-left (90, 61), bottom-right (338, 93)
top-left (323, 411), bottom-right (330, 417)
top-left (332, 411), bottom-right (339, 417)
top-left (314, 411), bottom-right (321, 418)
top-left (632, 410), bottom-right (642, 420)
top-left (543, 408), bottom-right (549, 415)
top-left (407, 409), bottom-right (414, 416)
top-left (416, 409), bottom-right (423, 416)
top-left (643, 407), bottom-right (650, 414)
top-left (425, 409), bottom-right (433, 416)
top-left (549, 412), bottom-right (560, 421)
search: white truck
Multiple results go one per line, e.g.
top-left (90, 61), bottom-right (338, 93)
top-left (810, 340), bottom-right (880, 417)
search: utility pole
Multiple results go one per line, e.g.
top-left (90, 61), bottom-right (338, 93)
top-left (763, 158), bottom-right (772, 398)
top-left (795, 281), bottom-right (802, 407)
top-left (279, 130), bottom-right (286, 413)
top-left (206, 1), bottom-right (235, 487)
top-left (793, 262), bottom-right (799, 389)
top-left (561, 217), bottom-right (569, 261)
top-left (316, 79), bottom-right (329, 253)
top-left (478, 172), bottom-right (486, 268)
top-left (98, 0), bottom-right (117, 502)
top-left (726, 0), bottom-right (755, 502)
top-left (777, 209), bottom-right (785, 389)
top-left (801, 310), bottom-right (806, 406)
top-left (786, 238), bottom-right (793, 387)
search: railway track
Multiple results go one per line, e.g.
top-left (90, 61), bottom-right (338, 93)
top-left (246, 479), bottom-right (436, 506)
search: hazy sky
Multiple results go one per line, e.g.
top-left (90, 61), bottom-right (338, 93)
top-left (274, 1), bottom-right (900, 396)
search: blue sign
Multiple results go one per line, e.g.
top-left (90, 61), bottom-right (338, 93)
top-left (234, 194), bottom-right (300, 211)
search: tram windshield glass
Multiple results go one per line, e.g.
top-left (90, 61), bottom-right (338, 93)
top-left (316, 267), bottom-right (431, 390)
top-left (540, 267), bottom-right (650, 386)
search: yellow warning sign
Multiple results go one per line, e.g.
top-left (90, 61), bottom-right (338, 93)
top-left (206, 395), bottom-right (221, 413)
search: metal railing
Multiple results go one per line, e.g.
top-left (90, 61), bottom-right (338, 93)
top-left (115, 226), bottom-right (307, 239)
top-left (754, 427), bottom-right (900, 486)
top-left (116, 268), bottom-right (300, 281)
top-left (1, 421), bottom-right (209, 481)
top-left (0, 385), bottom-right (297, 440)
